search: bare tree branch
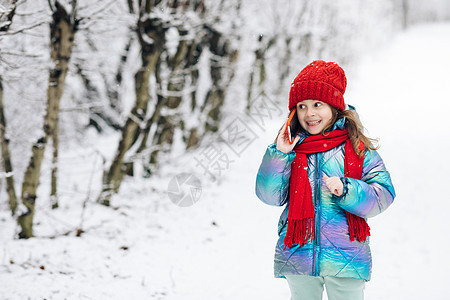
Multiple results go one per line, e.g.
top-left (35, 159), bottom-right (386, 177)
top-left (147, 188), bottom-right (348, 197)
top-left (76, 0), bottom-right (117, 23)
top-left (0, 56), bottom-right (21, 68)
top-left (48, 0), bottom-right (55, 12)
top-left (0, 51), bottom-right (41, 58)
top-left (15, 9), bottom-right (48, 17)
top-left (0, 21), bottom-right (47, 36)
top-left (127, 0), bottom-right (135, 14)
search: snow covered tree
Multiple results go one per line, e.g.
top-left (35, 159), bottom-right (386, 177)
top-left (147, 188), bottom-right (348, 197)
top-left (98, 0), bottom-right (240, 205)
top-left (18, 0), bottom-right (79, 238)
top-left (97, 0), bottom-right (168, 206)
top-left (0, 0), bottom-right (20, 216)
top-left (0, 77), bottom-right (17, 215)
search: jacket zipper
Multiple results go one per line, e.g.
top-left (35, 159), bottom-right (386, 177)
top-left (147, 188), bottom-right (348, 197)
top-left (312, 153), bottom-right (321, 276)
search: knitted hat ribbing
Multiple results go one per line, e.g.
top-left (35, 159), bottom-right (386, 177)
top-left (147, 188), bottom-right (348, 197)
top-left (288, 60), bottom-right (347, 111)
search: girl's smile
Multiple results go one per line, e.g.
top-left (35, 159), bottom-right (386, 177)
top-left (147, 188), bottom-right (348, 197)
top-left (296, 100), bottom-right (333, 135)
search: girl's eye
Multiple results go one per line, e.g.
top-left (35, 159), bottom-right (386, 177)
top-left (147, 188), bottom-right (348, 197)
top-left (298, 104), bottom-right (305, 109)
top-left (314, 102), bottom-right (323, 107)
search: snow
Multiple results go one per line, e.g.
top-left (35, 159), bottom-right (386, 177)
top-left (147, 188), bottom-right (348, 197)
top-left (1, 22), bottom-right (450, 299)
top-left (345, 22), bottom-right (450, 300)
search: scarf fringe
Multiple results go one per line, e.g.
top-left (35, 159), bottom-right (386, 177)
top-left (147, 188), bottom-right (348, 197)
top-left (346, 211), bottom-right (371, 242)
top-left (284, 213), bottom-right (370, 250)
top-left (283, 217), bottom-right (315, 250)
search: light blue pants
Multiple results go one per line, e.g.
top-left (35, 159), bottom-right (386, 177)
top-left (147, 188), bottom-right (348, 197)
top-left (285, 275), bottom-right (365, 300)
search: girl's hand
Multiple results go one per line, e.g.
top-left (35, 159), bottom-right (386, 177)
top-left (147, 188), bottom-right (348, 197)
top-left (276, 121), bottom-right (300, 153)
top-left (323, 174), bottom-right (344, 196)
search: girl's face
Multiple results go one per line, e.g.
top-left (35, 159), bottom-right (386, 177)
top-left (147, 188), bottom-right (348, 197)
top-left (296, 100), bottom-right (333, 135)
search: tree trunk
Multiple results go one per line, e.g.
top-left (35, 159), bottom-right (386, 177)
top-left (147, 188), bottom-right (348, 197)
top-left (97, 16), bottom-right (166, 206)
top-left (74, 63), bottom-right (122, 132)
top-left (0, 77), bottom-right (18, 215)
top-left (402, 0), bottom-right (409, 29)
top-left (202, 26), bottom-right (238, 133)
top-left (144, 27), bottom-right (192, 170)
top-left (18, 2), bottom-right (77, 238)
top-left (184, 43), bottom-right (204, 150)
top-left (50, 118), bottom-right (59, 209)
top-left (109, 34), bottom-right (134, 113)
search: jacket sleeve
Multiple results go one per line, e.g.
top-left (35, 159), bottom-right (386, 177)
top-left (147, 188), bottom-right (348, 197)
top-left (336, 149), bottom-right (396, 218)
top-left (255, 143), bottom-right (296, 206)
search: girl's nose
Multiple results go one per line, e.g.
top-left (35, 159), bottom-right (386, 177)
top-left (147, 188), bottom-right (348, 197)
top-left (305, 108), bottom-right (316, 117)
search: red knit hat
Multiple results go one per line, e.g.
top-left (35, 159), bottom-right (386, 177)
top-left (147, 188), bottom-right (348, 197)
top-left (288, 60), bottom-right (347, 111)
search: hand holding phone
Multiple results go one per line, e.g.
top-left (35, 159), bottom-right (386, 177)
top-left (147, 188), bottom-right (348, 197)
top-left (285, 108), bottom-right (298, 144)
top-left (276, 108), bottom-right (300, 153)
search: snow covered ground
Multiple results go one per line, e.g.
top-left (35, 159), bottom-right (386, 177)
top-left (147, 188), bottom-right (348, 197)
top-left (1, 22), bottom-right (450, 299)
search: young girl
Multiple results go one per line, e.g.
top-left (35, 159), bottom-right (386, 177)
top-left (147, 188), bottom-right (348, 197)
top-left (255, 60), bottom-right (395, 300)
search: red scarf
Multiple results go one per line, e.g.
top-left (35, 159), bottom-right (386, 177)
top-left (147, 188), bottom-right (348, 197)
top-left (283, 129), bottom-right (370, 249)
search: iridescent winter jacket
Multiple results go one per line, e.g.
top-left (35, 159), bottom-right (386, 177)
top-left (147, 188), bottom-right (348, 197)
top-left (255, 118), bottom-right (395, 281)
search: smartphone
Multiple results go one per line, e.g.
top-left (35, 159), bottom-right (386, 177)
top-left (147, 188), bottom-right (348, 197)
top-left (285, 108), bottom-right (300, 144)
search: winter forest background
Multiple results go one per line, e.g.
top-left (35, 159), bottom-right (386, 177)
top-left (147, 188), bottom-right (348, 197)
top-left (1, 0), bottom-right (450, 299)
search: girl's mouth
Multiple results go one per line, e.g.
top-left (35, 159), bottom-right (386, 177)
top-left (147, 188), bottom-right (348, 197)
top-left (306, 120), bottom-right (321, 127)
